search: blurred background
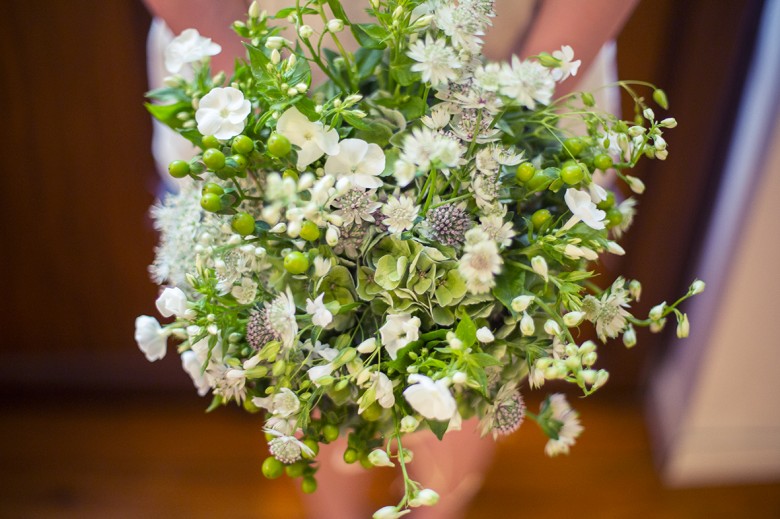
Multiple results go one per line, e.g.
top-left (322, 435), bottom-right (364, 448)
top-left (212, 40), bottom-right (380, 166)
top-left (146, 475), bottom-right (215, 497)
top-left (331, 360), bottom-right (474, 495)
top-left (1, 0), bottom-right (779, 517)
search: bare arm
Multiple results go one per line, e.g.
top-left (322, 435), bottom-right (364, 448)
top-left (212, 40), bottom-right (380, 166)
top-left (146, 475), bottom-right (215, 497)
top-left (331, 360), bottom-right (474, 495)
top-left (142, 0), bottom-right (249, 73)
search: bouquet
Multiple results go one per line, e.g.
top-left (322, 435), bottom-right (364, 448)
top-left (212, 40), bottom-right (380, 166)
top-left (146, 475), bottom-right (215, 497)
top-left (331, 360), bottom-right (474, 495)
top-left (135, 0), bottom-right (703, 515)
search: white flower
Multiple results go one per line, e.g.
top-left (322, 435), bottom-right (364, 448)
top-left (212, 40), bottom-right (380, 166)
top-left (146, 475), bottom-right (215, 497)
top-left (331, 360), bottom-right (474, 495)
top-left (531, 256), bottom-right (548, 282)
top-left (551, 45), bottom-right (581, 81)
top-left (511, 295), bottom-right (534, 313)
top-left (195, 87), bottom-right (251, 140)
top-left (499, 57), bottom-right (555, 109)
top-left (164, 28), bottom-right (221, 74)
top-left (368, 449), bottom-right (395, 467)
top-left (393, 159), bottom-right (417, 187)
top-left (407, 34), bottom-right (462, 86)
top-left (313, 256), bottom-right (332, 278)
top-left (381, 195), bottom-right (419, 234)
top-left (266, 428), bottom-right (315, 464)
top-left (155, 287), bottom-right (188, 318)
top-left (373, 372), bottom-right (396, 408)
top-left (357, 337), bottom-right (377, 354)
top-left (324, 138), bottom-right (385, 189)
top-left (373, 506), bottom-right (410, 519)
top-left (690, 279), bottom-right (706, 295)
top-left (267, 288), bottom-right (298, 349)
top-left (476, 327), bottom-right (494, 343)
top-left (562, 311), bottom-right (585, 327)
top-left (544, 394), bottom-right (584, 456)
top-left (520, 312), bottom-right (535, 336)
top-left (271, 388), bottom-right (301, 418)
top-left (410, 489), bottom-right (440, 507)
top-left (181, 350), bottom-right (210, 396)
top-left (677, 313), bottom-right (690, 338)
top-left (458, 229), bottom-right (503, 294)
top-left (400, 415), bottom-right (419, 433)
top-left (276, 107), bottom-right (340, 169)
top-left (403, 374), bottom-right (457, 421)
top-left (625, 175), bottom-right (646, 194)
top-left (231, 277), bottom-right (258, 305)
top-left (563, 188), bottom-right (606, 230)
top-left (401, 126), bottom-right (463, 171)
top-left (134, 315), bottom-right (168, 362)
top-left (380, 313), bottom-right (421, 360)
top-left (589, 182), bottom-right (608, 203)
top-left (306, 293), bottom-right (333, 328)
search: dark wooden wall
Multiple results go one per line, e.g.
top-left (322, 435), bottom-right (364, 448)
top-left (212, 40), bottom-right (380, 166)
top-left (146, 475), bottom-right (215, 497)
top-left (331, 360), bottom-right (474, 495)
top-left (0, 0), bottom-right (762, 393)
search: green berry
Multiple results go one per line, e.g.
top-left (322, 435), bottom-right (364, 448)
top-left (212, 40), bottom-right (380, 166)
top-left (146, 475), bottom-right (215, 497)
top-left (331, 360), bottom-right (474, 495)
top-left (653, 88), bottom-right (669, 110)
top-left (515, 162), bottom-right (536, 183)
top-left (299, 221), bottom-right (320, 242)
top-left (359, 455), bottom-right (373, 470)
top-left (267, 133), bottom-right (292, 157)
top-left (593, 153), bottom-right (613, 171)
top-left (531, 209), bottom-right (552, 229)
top-left (230, 154), bottom-right (248, 172)
top-left (322, 424), bottom-right (339, 443)
top-left (285, 462), bottom-right (306, 478)
top-left (202, 182), bottom-right (224, 196)
top-left (168, 160), bottom-right (190, 178)
top-left (202, 135), bottom-right (220, 149)
top-left (203, 148), bottom-right (226, 170)
top-left (232, 212), bottom-right (255, 236)
top-left (361, 402), bottom-right (382, 422)
top-left (262, 457), bottom-right (284, 479)
top-left (283, 169), bottom-right (298, 181)
top-left (606, 208), bottom-right (623, 227)
top-left (563, 137), bottom-right (585, 157)
top-left (560, 164), bottom-right (585, 185)
top-left (596, 191), bottom-right (616, 211)
top-left (581, 92), bottom-right (595, 107)
top-left (283, 251), bottom-right (309, 275)
top-left (343, 448), bottom-right (358, 464)
top-left (301, 477), bottom-right (318, 494)
top-left (302, 439), bottom-right (319, 459)
top-left (200, 193), bottom-right (222, 213)
top-left (231, 135), bottom-right (254, 154)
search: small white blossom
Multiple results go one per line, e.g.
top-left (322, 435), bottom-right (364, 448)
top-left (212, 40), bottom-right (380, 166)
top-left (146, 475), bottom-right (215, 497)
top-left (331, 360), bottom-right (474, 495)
top-left (195, 87), bottom-right (251, 140)
top-left (164, 29), bottom-right (221, 74)
top-left (677, 313), bottom-right (690, 338)
top-left (231, 277), bottom-right (258, 305)
top-left (520, 312), bottom-right (535, 336)
top-left (181, 350), bottom-right (210, 396)
top-left (373, 506), bottom-right (410, 519)
top-left (313, 256), bottom-right (332, 278)
top-left (381, 195), bottom-right (419, 234)
top-left (400, 415), bottom-right (419, 433)
top-left (305, 293), bottom-right (333, 328)
top-left (476, 327), bottom-right (494, 343)
top-left (380, 313), bottom-right (421, 360)
top-left (403, 374), bottom-right (457, 421)
top-left (276, 107), bottom-right (339, 169)
top-left (511, 295), bottom-right (534, 313)
top-left (563, 188), bottom-right (607, 230)
top-left (690, 279), bottom-right (706, 295)
top-left (544, 394), bottom-right (584, 456)
top-left (551, 45), bottom-right (581, 81)
top-left (531, 256), bottom-right (548, 281)
top-left (498, 56), bottom-right (555, 109)
top-left (134, 315), bottom-right (168, 362)
top-left (368, 449), bottom-right (395, 467)
top-left (271, 388), bottom-right (301, 418)
top-left (407, 34), bottom-right (462, 86)
top-left (625, 175), bottom-right (646, 194)
top-left (562, 311), bottom-right (585, 327)
top-left (324, 138), bottom-right (385, 189)
top-left (410, 489), bottom-right (440, 507)
top-left (155, 287), bottom-right (188, 318)
top-left (356, 337), bottom-right (378, 354)
top-left (458, 229), bottom-right (502, 294)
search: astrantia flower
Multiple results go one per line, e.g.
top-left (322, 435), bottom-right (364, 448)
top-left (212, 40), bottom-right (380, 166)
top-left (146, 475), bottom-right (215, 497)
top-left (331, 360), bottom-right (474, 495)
top-left (426, 203), bottom-right (472, 246)
top-left (324, 138), bottom-right (385, 189)
top-left (271, 388), bottom-right (301, 418)
top-left (305, 293), bottom-right (333, 328)
top-left (381, 195), bottom-right (419, 234)
top-left (582, 278), bottom-right (632, 341)
top-left (563, 188), bottom-right (607, 230)
top-left (231, 277), bottom-right (258, 305)
top-left (458, 229), bottom-right (503, 294)
top-left (543, 394), bottom-right (584, 456)
top-left (498, 56), bottom-right (555, 109)
top-left (478, 384), bottom-right (526, 439)
top-left (380, 313), bottom-right (421, 360)
top-left (403, 374), bottom-right (457, 422)
top-left (401, 126), bottom-right (464, 171)
top-left (551, 45), bottom-right (581, 81)
top-left (247, 288), bottom-right (298, 350)
top-left (407, 35), bottom-right (462, 87)
top-left (276, 107), bottom-right (339, 169)
top-left (134, 315), bottom-right (168, 362)
top-left (266, 429), bottom-right (315, 464)
top-left (212, 366), bottom-right (247, 404)
top-left (479, 214), bottom-right (515, 247)
top-left (195, 87), bottom-right (251, 140)
top-left (332, 189), bottom-right (382, 225)
top-left (164, 28), bottom-right (221, 74)
top-left (155, 286), bottom-right (188, 318)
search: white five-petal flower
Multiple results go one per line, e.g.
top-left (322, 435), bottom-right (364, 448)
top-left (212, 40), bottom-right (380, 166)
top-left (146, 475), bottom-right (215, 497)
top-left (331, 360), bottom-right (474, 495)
top-left (324, 138), bottom-right (385, 189)
top-left (164, 28), bottom-right (222, 74)
top-left (563, 188), bottom-right (606, 230)
top-left (379, 313), bottom-right (421, 360)
top-left (306, 293), bottom-right (334, 328)
top-left (276, 107), bottom-right (339, 170)
top-left (403, 374), bottom-right (457, 422)
top-left (551, 45), bottom-right (581, 82)
top-left (195, 87), bottom-right (251, 140)
top-left (155, 286), bottom-right (188, 318)
top-left (134, 315), bottom-right (169, 362)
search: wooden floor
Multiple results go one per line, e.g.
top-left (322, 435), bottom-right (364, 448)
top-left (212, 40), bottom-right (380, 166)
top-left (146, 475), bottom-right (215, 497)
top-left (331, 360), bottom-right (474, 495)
top-left (1, 392), bottom-right (778, 519)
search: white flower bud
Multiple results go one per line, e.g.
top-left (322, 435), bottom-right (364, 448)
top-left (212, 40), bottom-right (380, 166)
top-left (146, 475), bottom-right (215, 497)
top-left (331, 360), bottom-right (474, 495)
top-left (622, 326), bottom-right (637, 348)
top-left (326, 225), bottom-right (339, 246)
top-left (531, 256), bottom-right (548, 281)
top-left (593, 369), bottom-right (609, 389)
top-left (184, 308), bottom-right (198, 320)
top-left (580, 369), bottom-right (597, 385)
top-left (543, 319), bottom-right (561, 336)
top-left (607, 241), bottom-right (626, 255)
top-left (400, 415), bottom-right (419, 433)
top-left (298, 25), bottom-right (314, 39)
top-left (563, 244), bottom-right (584, 259)
top-left (476, 327), bottom-right (494, 343)
top-left (269, 222), bottom-right (287, 234)
top-left (511, 295), bottom-right (534, 313)
top-left (452, 371), bottom-right (467, 385)
top-left (564, 344), bottom-right (579, 358)
top-left (579, 340), bottom-right (597, 355)
top-left (660, 117), bottom-right (678, 128)
top-left (655, 149), bottom-right (669, 160)
top-left (327, 19), bottom-right (345, 33)
top-left (265, 36), bottom-right (285, 49)
top-left (335, 176), bottom-right (352, 195)
top-left (563, 312), bottom-right (585, 328)
top-left (248, 0), bottom-right (260, 18)
top-left (653, 135), bottom-right (667, 151)
top-left (628, 125), bottom-right (646, 137)
top-left (650, 318), bottom-right (666, 333)
top-left (581, 351), bottom-right (597, 367)
top-left (207, 323), bottom-right (219, 335)
top-left (410, 489), bottom-right (440, 507)
top-left (295, 83), bottom-right (308, 94)
top-left (580, 247), bottom-right (599, 261)
top-left (401, 449), bottom-right (413, 463)
top-left (368, 449), bottom-right (394, 467)
top-left (629, 280), bottom-right (642, 301)
top-left (690, 279), bottom-right (706, 295)
top-left (357, 337), bottom-right (377, 354)
top-left (287, 87), bottom-right (298, 96)
top-left (286, 220), bottom-right (301, 238)
top-left (643, 108), bottom-right (655, 120)
top-left (625, 175), bottom-right (646, 194)
top-left (649, 302), bottom-right (666, 321)
top-left (520, 312), bottom-right (535, 336)
top-left (287, 53), bottom-right (297, 68)
top-left (372, 506), bottom-right (408, 519)
top-left (676, 313), bottom-right (690, 338)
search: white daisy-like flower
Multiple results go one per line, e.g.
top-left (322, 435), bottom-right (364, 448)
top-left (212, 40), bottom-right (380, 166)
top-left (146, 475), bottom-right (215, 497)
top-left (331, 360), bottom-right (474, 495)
top-left (479, 214), bottom-right (515, 247)
top-left (265, 429), bottom-right (315, 464)
top-left (403, 374), bottom-right (457, 422)
top-left (195, 87), bottom-right (251, 140)
top-left (474, 62), bottom-right (502, 92)
top-left (266, 288), bottom-right (298, 349)
top-left (332, 189), bottom-right (382, 226)
top-left (543, 394), bottom-right (584, 456)
top-left (381, 195), bottom-right (419, 234)
top-left (134, 316), bottom-right (169, 362)
top-left (305, 293), bottom-right (333, 328)
top-left (231, 277), bottom-right (258, 305)
top-left (401, 126), bottom-right (463, 171)
top-left (407, 34), bottom-right (462, 87)
top-left (212, 366), bottom-right (247, 404)
top-left (393, 159), bottom-right (417, 187)
top-left (498, 56), bottom-right (555, 110)
top-left (563, 188), bottom-right (607, 230)
top-left (380, 313), bottom-right (421, 360)
top-left (582, 278), bottom-right (632, 341)
top-left (276, 107), bottom-right (340, 169)
top-left (551, 45), bottom-right (581, 82)
top-left (270, 387), bottom-right (301, 418)
top-left (164, 28), bottom-right (221, 74)
top-left (324, 138), bottom-right (385, 189)
top-left (458, 229), bottom-right (503, 294)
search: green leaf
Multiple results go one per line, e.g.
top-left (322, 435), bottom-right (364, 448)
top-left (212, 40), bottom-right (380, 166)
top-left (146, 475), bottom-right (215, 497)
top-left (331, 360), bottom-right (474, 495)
top-left (354, 120), bottom-right (394, 146)
top-left (275, 6), bottom-right (318, 18)
top-left (205, 395), bottom-right (224, 413)
top-left (455, 313), bottom-right (477, 348)
top-left (342, 112), bottom-right (372, 131)
top-left (492, 263), bottom-right (526, 312)
top-left (470, 352), bottom-right (502, 368)
top-left (355, 48), bottom-right (384, 80)
top-left (145, 101), bottom-right (190, 126)
top-left (426, 419), bottom-right (450, 441)
top-left (351, 23), bottom-right (388, 49)
top-left (390, 56), bottom-right (418, 87)
top-left (326, 0), bottom-right (350, 23)
top-left (398, 96), bottom-right (426, 121)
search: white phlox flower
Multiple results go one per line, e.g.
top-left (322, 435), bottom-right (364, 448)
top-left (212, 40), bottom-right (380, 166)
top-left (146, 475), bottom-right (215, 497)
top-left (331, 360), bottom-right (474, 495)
top-left (134, 315), bottom-right (169, 362)
top-left (324, 138), bottom-right (385, 189)
top-left (381, 195), bottom-right (419, 234)
top-left (403, 374), bottom-right (457, 422)
top-left (380, 313), bottom-right (421, 360)
top-left (165, 28), bottom-right (221, 74)
top-left (544, 394), bottom-right (584, 456)
top-left (370, 371), bottom-right (396, 409)
top-left (181, 350), bottom-right (210, 396)
top-left (306, 293), bottom-right (333, 328)
top-left (563, 188), bottom-right (606, 230)
top-left (551, 45), bottom-right (581, 81)
top-left (307, 346), bottom-right (338, 385)
top-left (155, 286), bottom-right (188, 318)
top-left (271, 387), bottom-right (301, 418)
top-left (407, 34), bottom-right (462, 87)
top-left (195, 87), bottom-right (251, 140)
top-left (276, 107), bottom-right (339, 169)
